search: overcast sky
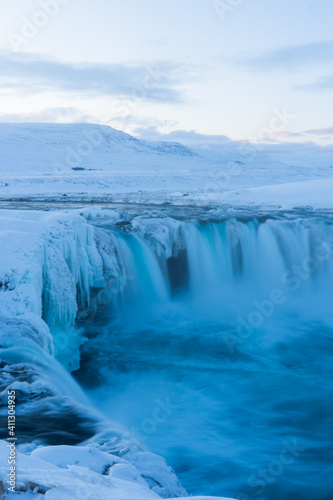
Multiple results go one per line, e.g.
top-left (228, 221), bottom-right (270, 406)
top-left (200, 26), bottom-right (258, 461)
top-left (0, 0), bottom-right (332, 144)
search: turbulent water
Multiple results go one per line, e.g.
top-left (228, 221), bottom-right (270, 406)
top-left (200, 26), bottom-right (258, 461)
top-left (74, 215), bottom-right (333, 500)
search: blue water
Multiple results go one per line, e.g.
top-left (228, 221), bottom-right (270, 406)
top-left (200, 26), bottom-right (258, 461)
top-left (77, 217), bottom-right (333, 499)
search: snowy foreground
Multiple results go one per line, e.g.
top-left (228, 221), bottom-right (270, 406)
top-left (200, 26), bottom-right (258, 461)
top-left (0, 208), bottom-right (237, 499)
top-left (0, 123), bottom-right (333, 208)
top-left (0, 440), bottom-right (236, 500)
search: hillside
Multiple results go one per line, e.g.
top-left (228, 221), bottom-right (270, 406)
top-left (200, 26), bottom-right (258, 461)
top-left (0, 123), bottom-right (332, 208)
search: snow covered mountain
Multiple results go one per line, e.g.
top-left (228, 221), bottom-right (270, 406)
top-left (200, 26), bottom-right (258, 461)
top-left (1, 123), bottom-right (332, 208)
top-left (0, 123), bottom-right (199, 175)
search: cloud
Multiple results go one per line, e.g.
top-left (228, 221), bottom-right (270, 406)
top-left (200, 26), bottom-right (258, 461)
top-left (236, 40), bottom-right (333, 72)
top-left (257, 130), bottom-right (305, 144)
top-left (305, 126), bottom-right (333, 135)
top-left (0, 51), bottom-right (191, 102)
top-left (295, 75), bottom-right (333, 91)
top-left (0, 107), bottom-right (95, 123)
top-left (103, 116), bottom-right (173, 133)
top-left (134, 126), bottom-right (231, 146)
top-left (263, 141), bottom-right (333, 168)
top-left (134, 127), bottom-right (310, 148)
top-left (287, 131), bottom-right (304, 138)
top-left (275, 131), bottom-right (304, 138)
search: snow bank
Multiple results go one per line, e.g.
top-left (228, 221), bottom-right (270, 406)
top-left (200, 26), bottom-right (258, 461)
top-left (0, 441), bottom-right (236, 499)
top-left (216, 177), bottom-right (333, 209)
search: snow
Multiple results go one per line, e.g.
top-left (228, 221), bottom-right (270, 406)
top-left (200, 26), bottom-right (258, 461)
top-left (0, 441), bottom-right (158, 499)
top-left (213, 177), bottom-right (333, 208)
top-left (0, 441), bottom-right (233, 500)
top-left (0, 123), bottom-right (332, 209)
top-left (31, 445), bottom-right (126, 474)
top-left (130, 216), bottom-right (185, 258)
top-left (0, 209), bottom-right (125, 370)
top-left (1, 441), bottom-right (234, 499)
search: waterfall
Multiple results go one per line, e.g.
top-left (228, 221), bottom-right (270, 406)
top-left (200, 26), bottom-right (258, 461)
top-left (2, 210), bottom-right (332, 499)
top-left (106, 217), bottom-right (333, 320)
top-left (111, 230), bottom-right (170, 317)
top-left (79, 214), bottom-right (333, 499)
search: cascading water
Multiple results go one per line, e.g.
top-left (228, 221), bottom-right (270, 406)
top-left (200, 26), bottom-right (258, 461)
top-left (112, 229), bottom-right (170, 315)
top-left (75, 215), bottom-right (333, 500)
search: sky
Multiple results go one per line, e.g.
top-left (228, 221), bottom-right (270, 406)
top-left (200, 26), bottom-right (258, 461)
top-left (0, 0), bottom-right (332, 145)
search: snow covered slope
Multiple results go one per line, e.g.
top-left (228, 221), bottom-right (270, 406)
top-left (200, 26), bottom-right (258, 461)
top-left (0, 123), bottom-right (198, 174)
top-left (0, 123), bottom-right (332, 208)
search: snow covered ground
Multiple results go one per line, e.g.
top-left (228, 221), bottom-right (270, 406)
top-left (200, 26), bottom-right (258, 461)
top-left (0, 123), bottom-right (332, 209)
top-left (0, 440), bottom-right (196, 499)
